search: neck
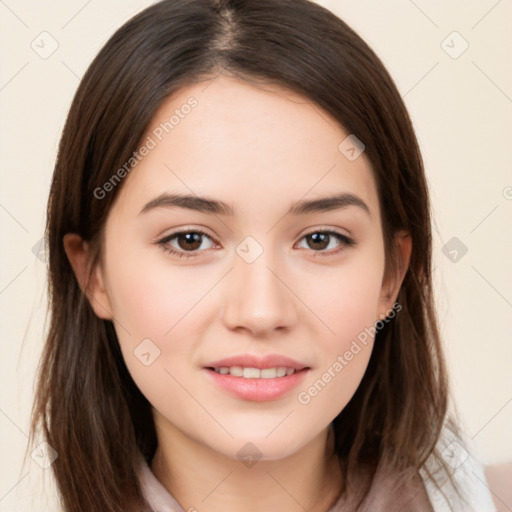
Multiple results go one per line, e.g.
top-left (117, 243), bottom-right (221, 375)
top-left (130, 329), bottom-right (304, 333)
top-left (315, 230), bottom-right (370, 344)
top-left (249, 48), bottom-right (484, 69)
top-left (150, 422), bottom-right (342, 512)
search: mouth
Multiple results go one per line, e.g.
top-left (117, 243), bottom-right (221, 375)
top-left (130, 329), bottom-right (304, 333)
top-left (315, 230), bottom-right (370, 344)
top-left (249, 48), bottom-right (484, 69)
top-left (202, 353), bottom-right (311, 400)
top-left (202, 366), bottom-right (311, 401)
top-left (205, 366), bottom-right (310, 379)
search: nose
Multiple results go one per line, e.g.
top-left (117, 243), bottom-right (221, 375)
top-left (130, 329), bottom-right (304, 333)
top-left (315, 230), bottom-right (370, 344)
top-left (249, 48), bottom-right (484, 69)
top-left (221, 249), bottom-right (298, 336)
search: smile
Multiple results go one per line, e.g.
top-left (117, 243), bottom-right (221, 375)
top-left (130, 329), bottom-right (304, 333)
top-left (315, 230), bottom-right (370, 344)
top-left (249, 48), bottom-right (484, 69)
top-left (210, 366), bottom-right (297, 378)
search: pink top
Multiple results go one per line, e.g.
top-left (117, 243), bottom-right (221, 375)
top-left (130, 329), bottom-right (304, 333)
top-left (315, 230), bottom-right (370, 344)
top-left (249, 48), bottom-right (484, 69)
top-left (136, 453), bottom-right (434, 511)
top-left (137, 446), bottom-right (497, 512)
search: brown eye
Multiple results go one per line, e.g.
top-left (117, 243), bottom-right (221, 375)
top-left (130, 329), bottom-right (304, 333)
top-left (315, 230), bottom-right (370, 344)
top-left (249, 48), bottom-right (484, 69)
top-left (297, 230), bottom-right (356, 256)
top-left (175, 232), bottom-right (203, 251)
top-left (157, 229), bottom-right (216, 259)
top-left (305, 232), bottom-right (330, 250)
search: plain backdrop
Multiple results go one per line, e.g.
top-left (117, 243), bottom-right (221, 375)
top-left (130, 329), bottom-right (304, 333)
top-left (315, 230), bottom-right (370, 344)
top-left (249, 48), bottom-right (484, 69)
top-left (1, 0), bottom-right (511, 510)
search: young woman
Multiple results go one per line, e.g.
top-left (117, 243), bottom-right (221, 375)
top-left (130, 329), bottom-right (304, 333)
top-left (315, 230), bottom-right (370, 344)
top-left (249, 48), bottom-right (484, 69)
top-left (28, 0), bottom-right (497, 510)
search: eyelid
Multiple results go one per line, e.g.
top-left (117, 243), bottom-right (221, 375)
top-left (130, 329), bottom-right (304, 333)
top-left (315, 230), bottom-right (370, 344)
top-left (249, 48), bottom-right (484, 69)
top-left (297, 224), bottom-right (352, 239)
top-left (157, 223), bottom-right (215, 236)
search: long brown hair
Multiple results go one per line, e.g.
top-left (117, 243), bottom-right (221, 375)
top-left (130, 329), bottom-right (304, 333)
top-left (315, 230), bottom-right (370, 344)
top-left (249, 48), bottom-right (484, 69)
top-left (28, 0), bottom-right (460, 510)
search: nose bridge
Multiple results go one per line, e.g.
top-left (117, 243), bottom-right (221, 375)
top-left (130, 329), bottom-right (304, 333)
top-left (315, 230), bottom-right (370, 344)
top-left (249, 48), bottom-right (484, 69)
top-left (222, 237), bottom-right (296, 334)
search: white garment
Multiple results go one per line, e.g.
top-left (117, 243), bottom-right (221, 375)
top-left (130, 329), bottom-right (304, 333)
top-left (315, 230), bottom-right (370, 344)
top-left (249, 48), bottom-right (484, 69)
top-left (138, 456), bottom-right (184, 512)
top-left (422, 429), bottom-right (497, 512)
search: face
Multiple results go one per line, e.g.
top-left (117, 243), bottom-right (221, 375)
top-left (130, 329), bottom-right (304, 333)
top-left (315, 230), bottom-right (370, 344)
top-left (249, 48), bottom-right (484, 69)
top-left (69, 75), bottom-right (409, 462)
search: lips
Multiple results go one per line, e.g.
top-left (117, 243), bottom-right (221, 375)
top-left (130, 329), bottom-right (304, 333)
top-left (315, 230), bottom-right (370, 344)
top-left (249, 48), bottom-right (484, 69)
top-left (203, 353), bottom-right (310, 371)
top-left (202, 353), bottom-right (312, 401)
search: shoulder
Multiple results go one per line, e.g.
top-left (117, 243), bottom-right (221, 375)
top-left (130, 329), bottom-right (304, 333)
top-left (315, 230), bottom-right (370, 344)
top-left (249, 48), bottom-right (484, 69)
top-left (329, 465), bottom-right (434, 512)
top-left (366, 468), bottom-right (435, 511)
top-left (484, 461), bottom-right (512, 512)
top-left (421, 426), bottom-right (498, 512)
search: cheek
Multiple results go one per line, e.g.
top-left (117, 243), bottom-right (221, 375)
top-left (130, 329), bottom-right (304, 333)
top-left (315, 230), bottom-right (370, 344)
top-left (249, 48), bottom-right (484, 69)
top-left (295, 282), bottom-right (378, 429)
top-left (103, 245), bottom-right (222, 393)
top-left (105, 243), bottom-right (213, 338)
top-left (103, 252), bottom-right (208, 420)
top-left (301, 248), bottom-right (385, 340)
top-left (294, 342), bottom-right (374, 438)
top-left (295, 251), bottom-right (384, 418)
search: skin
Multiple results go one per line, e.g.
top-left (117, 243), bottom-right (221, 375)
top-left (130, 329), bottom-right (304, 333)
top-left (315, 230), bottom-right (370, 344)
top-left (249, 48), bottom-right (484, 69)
top-left (64, 75), bottom-right (413, 512)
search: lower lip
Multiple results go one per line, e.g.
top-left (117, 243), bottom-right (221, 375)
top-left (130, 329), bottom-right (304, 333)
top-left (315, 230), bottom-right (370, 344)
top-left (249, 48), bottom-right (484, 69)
top-left (203, 368), bottom-right (310, 401)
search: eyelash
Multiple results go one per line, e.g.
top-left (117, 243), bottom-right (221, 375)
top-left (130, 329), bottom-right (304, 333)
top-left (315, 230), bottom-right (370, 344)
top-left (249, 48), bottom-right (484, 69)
top-left (156, 228), bottom-right (356, 259)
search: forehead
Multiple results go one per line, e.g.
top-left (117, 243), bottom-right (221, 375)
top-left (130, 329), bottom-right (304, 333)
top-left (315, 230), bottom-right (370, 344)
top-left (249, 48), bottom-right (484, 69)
top-left (110, 75), bottom-right (380, 223)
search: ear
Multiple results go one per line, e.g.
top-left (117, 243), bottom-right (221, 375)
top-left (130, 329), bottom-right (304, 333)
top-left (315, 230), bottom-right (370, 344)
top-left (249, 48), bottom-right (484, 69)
top-left (63, 233), bottom-right (113, 320)
top-left (376, 230), bottom-right (412, 320)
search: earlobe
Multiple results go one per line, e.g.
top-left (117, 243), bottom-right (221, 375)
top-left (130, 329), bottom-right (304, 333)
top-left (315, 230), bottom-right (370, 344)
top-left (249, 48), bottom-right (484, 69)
top-left (377, 231), bottom-right (412, 319)
top-left (62, 233), bottom-right (113, 320)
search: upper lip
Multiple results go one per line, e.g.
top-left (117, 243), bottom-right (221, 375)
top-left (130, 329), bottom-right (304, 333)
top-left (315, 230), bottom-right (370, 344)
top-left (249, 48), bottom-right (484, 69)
top-left (204, 353), bottom-right (310, 371)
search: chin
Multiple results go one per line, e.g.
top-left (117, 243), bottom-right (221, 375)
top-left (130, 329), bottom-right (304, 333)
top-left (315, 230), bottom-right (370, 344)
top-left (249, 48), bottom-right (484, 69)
top-left (213, 429), bottom-right (315, 463)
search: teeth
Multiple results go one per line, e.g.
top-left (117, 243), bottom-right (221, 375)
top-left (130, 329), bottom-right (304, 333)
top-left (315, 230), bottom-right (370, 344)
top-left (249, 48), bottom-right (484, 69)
top-left (214, 366), bottom-right (298, 378)
top-left (230, 366), bottom-right (243, 377)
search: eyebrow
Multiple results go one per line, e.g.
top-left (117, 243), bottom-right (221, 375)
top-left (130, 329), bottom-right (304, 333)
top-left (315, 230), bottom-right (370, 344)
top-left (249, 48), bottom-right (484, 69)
top-left (139, 192), bottom-right (371, 218)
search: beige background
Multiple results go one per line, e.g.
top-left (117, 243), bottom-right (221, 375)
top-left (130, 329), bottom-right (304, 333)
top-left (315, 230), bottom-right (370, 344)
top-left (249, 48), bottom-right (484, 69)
top-left (1, 0), bottom-right (511, 510)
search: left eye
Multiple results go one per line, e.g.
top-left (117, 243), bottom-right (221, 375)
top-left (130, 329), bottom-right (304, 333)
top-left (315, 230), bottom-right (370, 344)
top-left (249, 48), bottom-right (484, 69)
top-left (156, 229), bottom-right (355, 259)
top-left (157, 229), bottom-right (215, 258)
top-left (296, 231), bottom-right (354, 253)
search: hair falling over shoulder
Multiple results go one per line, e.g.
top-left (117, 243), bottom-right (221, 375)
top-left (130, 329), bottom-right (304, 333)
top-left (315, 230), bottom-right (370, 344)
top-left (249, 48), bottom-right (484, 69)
top-left (28, 1), bottom-right (462, 510)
